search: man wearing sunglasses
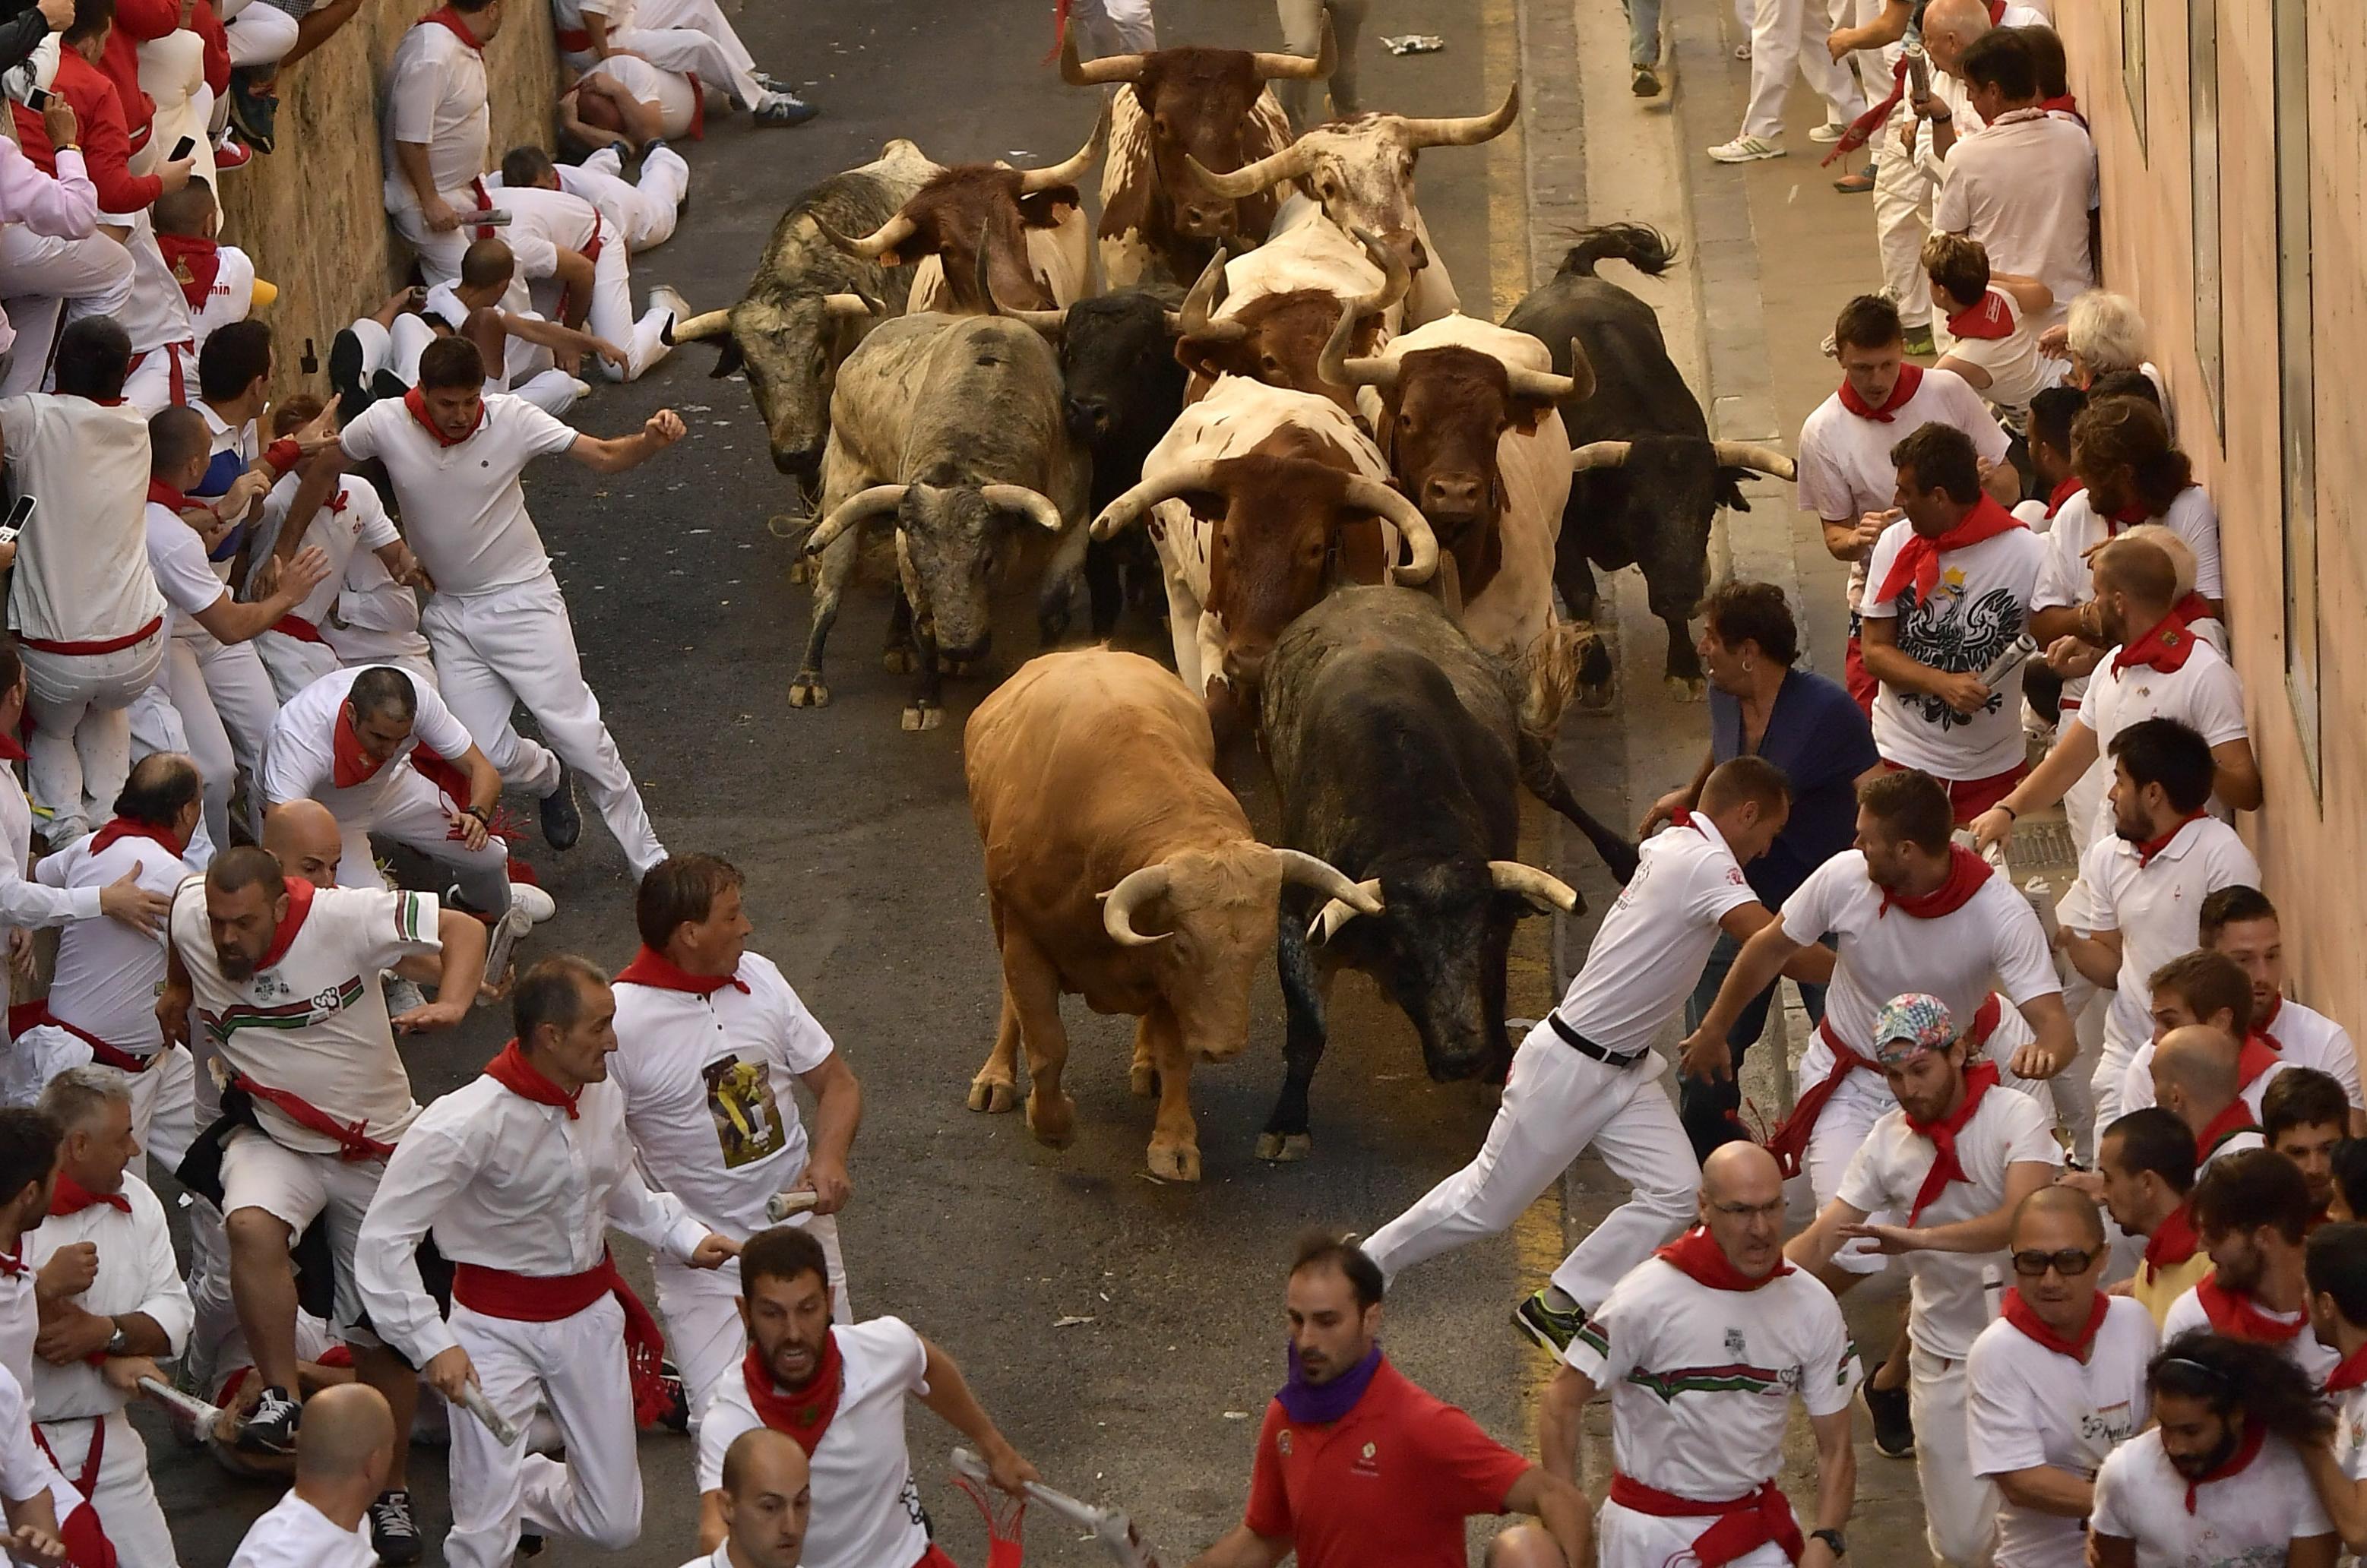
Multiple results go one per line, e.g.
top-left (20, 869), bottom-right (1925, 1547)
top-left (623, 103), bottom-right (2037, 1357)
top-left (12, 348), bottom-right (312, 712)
top-left (2298, 1222), bottom-right (2367, 1555)
top-left (1787, 991), bottom-right (2061, 1568)
top-left (1966, 1187), bottom-right (2155, 1568)
top-left (2162, 1147), bottom-right (2337, 1382)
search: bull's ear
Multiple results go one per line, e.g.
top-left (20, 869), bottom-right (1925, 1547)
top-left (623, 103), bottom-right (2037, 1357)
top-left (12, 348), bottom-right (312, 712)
top-left (1178, 488), bottom-right (1226, 524)
top-left (875, 248), bottom-right (903, 269)
top-left (1716, 469), bottom-right (1753, 513)
top-left (1017, 187), bottom-right (1083, 226)
top-left (1173, 336), bottom-right (1229, 384)
top-left (707, 338), bottom-right (745, 379)
top-left (1508, 396), bottom-right (1552, 436)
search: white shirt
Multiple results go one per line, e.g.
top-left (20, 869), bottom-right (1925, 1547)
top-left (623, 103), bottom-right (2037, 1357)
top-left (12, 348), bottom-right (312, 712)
top-left (0, 770), bottom-right (98, 942)
top-left (33, 829), bottom-right (189, 1054)
top-left (1935, 109), bottom-right (2097, 311)
top-left (0, 1260), bottom-right (33, 1383)
top-left (145, 500), bottom-right (230, 642)
top-left (2090, 1427), bottom-right (2332, 1565)
top-left (339, 392), bottom-right (579, 597)
top-left (479, 182), bottom-right (600, 283)
top-left (2160, 1284), bottom-right (2340, 1383)
top-left (1795, 368), bottom-right (2008, 612)
top-left (2333, 1378), bottom-right (2367, 1484)
top-left (23, 1174), bottom-right (192, 1421)
top-left (610, 953), bottom-right (837, 1238)
top-left (557, 160), bottom-right (660, 249)
top-left (250, 473), bottom-right (400, 632)
top-left (227, 1490), bottom-right (377, 1568)
top-left (331, 542), bottom-right (425, 643)
top-left (115, 212), bottom-right (196, 354)
top-left (260, 662), bottom-right (478, 812)
top-left (2257, 998), bottom-right (2362, 1109)
top-left (582, 55), bottom-right (697, 140)
top-left (697, 1317), bottom-right (932, 1568)
top-left (380, 18), bottom-right (489, 214)
top-left (0, 1360), bottom-right (58, 1513)
top-left (1834, 1087), bottom-right (2061, 1358)
top-left (2033, 487), bottom-right (2226, 716)
top-left (1942, 289), bottom-right (2064, 414)
top-left (1562, 1255), bottom-right (1859, 1500)
top-left (2075, 819), bottom-right (2261, 1056)
top-left (1967, 1298), bottom-right (2156, 1568)
top-left (165, 876), bottom-right (436, 1155)
top-left (189, 243), bottom-right (260, 346)
top-left (1, 394), bottom-right (166, 646)
top-left (1859, 517), bottom-right (2049, 780)
top-left (355, 1074), bottom-right (709, 1369)
top-left (2069, 640), bottom-right (2248, 845)
top-left (1553, 816), bottom-right (1757, 1062)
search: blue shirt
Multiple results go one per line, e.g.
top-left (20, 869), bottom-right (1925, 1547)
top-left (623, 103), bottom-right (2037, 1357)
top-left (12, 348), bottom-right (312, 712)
top-left (1710, 666), bottom-right (1880, 907)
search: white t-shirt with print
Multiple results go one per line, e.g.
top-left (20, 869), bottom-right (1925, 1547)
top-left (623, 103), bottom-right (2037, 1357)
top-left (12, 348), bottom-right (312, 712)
top-left (1553, 814), bottom-right (1758, 1061)
top-left (1967, 1297), bottom-right (2156, 1568)
top-left (251, 473), bottom-right (402, 631)
top-left (2090, 1427), bottom-right (2332, 1566)
top-left (1859, 517), bottom-right (2049, 780)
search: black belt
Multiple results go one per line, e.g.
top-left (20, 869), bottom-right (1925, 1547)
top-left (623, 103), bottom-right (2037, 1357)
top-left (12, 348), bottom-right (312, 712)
top-left (1548, 1013), bottom-right (1649, 1069)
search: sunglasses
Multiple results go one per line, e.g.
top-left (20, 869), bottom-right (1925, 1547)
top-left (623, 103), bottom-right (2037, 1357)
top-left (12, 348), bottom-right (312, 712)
top-left (2010, 1247), bottom-right (2103, 1278)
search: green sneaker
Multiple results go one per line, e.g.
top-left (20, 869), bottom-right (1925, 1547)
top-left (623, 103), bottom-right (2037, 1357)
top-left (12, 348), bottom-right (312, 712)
top-left (1902, 325), bottom-right (1937, 356)
top-left (1512, 1289), bottom-right (1586, 1355)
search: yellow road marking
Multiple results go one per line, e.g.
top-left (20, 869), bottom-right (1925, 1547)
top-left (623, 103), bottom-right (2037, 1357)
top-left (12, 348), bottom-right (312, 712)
top-left (1483, 0), bottom-right (1527, 321)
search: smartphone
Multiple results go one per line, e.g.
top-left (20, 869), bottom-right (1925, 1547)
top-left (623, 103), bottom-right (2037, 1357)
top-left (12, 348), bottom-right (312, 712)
top-left (25, 88), bottom-right (46, 112)
top-left (169, 134), bottom-right (196, 162)
top-left (0, 495), bottom-right (36, 549)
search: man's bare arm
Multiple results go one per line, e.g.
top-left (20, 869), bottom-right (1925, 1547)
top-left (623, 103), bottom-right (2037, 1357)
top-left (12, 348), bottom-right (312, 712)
top-left (568, 410), bottom-right (687, 474)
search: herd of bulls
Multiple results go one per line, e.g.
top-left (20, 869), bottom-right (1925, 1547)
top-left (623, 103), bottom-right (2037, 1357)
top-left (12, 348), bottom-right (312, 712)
top-left (671, 30), bottom-right (1802, 1179)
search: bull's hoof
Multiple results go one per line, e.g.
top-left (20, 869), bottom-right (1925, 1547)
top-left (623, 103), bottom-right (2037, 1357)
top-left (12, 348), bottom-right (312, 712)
top-left (786, 557), bottom-right (813, 585)
top-left (787, 678), bottom-right (831, 708)
top-left (941, 659), bottom-right (973, 678)
top-left (1128, 1062), bottom-right (1158, 1098)
top-left (881, 648), bottom-right (916, 675)
top-left (1576, 681), bottom-right (1615, 713)
top-left (1024, 1092), bottom-right (1076, 1148)
top-left (967, 1076), bottom-right (1017, 1114)
top-left (1664, 675), bottom-right (1708, 703)
top-left (1255, 1130), bottom-right (1313, 1163)
top-left (900, 703), bottom-right (944, 732)
top-left (1146, 1140), bottom-right (1203, 1183)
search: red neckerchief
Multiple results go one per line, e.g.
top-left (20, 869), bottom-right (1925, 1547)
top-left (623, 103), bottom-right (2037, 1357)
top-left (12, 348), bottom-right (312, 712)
top-left (1985, 0), bottom-right (2005, 18)
top-left (2195, 1099), bottom-right (2261, 1163)
top-left (402, 386), bottom-right (483, 447)
top-left (2131, 811), bottom-right (2207, 868)
top-left (2237, 1030), bottom-right (2282, 1091)
top-left (46, 1172), bottom-right (128, 1218)
top-left (1945, 291), bottom-right (2015, 341)
top-left (2196, 1276), bottom-right (2305, 1344)
top-left (330, 703), bottom-right (401, 789)
top-left (2039, 91), bottom-right (2083, 122)
top-left (2182, 1419), bottom-right (2266, 1513)
top-left (1875, 494), bottom-right (2026, 605)
top-left (146, 479), bottom-right (195, 514)
top-left (2327, 1342), bottom-right (2367, 1395)
top-left (614, 945), bottom-right (750, 997)
top-left (0, 1249), bottom-right (21, 1278)
top-left (417, 5), bottom-right (483, 49)
top-left (87, 817), bottom-right (185, 858)
top-left (153, 233), bottom-right (220, 314)
top-left (2111, 612), bottom-right (2198, 676)
top-left (741, 1336), bottom-right (843, 1457)
top-left (0, 736), bottom-right (21, 765)
top-left (483, 1038), bottom-right (580, 1119)
top-left (255, 877), bottom-right (315, 971)
top-left (1879, 843), bottom-right (1994, 919)
top-left (2142, 1201), bottom-right (2199, 1282)
top-left (1904, 1060), bottom-right (2001, 1222)
top-left (2169, 591), bottom-right (2214, 629)
top-left (2002, 1287), bottom-right (2109, 1361)
top-left (2043, 478), bottom-right (2082, 520)
top-left (1653, 1226), bottom-right (1793, 1291)
top-left (2105, 500), bottom-right (2151, 533)
top-left (1838, 362), bottom-right (1924, 422)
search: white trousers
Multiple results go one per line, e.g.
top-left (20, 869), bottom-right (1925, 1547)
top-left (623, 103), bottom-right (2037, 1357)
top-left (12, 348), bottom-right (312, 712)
top-left (1071, 0), bottom-right (1157, 55)
top-left (606, 0), bottom-right (764, 110)
top-left (1804, 1073), bottom-right (1894, 1275)
top-left (134, 30), bottom-right (218, 188)
top-left (388, 201), bottom-right (474, 289)
top-left (1739, 0), bottom-right (1865, 139)
top-left (131, 635), bottom-right (277, 851)
top-left (255, 628), bottom-right (341, 706)
top-left (320, 620), bottom-right (438, 687)
top-left (1360, 1025), bottom-right (1698, 1311)
top-left (0, 225), bottom-right (138, 397)
top-left (654, 1212), bottom-right (848, 1426)
top-left (1871, 112), bottom-right (1933, 330)
top-left (583, 145), bottom-right (687, 251)
top-left (584, 239), bottom-right (672, 382)
top-left (223, 0), bottom-right (298, 67)
top-left (421, 575), bottom-right (666, 877)
top-left (1910, 1345), bottom-right (1997, 1568)
top-left (320, 759), bottom-right (513, 912)
top-left (1, 1030), bottom-right (195, 1176)
top-left (1599, 1497), bottom-right (1793, 1568)
top-left (35, 1412), bottom-right (176, 1568)
top-left (386, 306), bottom-right (580, 412)
top-left (447, 1295), bottom-right (644, 1568)
top-left (1275, 0), bottom-right (1360, 122)
top-left (22, 631), bottom-right (166, 845)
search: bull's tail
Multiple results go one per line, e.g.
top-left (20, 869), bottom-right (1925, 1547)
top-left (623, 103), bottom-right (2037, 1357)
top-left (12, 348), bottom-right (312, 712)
top-left (1556, 223), bottom-right (1677, 280)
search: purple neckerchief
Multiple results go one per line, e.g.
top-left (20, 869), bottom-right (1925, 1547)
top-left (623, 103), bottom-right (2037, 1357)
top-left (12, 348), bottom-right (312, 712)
top-left (1276, 1342), bottom-right (1382, 1424)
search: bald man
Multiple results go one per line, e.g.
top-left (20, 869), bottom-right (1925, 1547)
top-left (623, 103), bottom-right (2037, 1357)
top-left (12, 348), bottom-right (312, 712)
top-left (1967, 1187), bottom-right (2156, 1568)
top-left (228, 1383), bottom-right (395, 1568)
top-left (1541, 1143), bottom-right (1857, 1568)
top-left (688, 1427), bottom-right (810, 1568)
top-left (2151, 1024), bottom-right (2264, 1170)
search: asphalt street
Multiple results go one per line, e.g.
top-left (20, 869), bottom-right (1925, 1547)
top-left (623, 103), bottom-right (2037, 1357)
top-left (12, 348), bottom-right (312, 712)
top-left (145, 0), bottom-right (1592, 1563)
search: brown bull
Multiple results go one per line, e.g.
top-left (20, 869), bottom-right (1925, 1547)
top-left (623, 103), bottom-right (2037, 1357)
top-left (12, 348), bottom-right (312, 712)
top-left (965, 648), bottom-right (1378, 1181)
top-left (1172, 223), bottom-right (1408, 414)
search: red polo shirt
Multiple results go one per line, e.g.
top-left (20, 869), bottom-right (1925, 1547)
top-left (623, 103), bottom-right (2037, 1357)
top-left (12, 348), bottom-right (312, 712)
top-left (1242, 1358), bottom-right (1531, 1568)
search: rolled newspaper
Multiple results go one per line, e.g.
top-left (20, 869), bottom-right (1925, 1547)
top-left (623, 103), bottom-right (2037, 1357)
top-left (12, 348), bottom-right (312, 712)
top-left (950, 1446), bottom-right (1159, 1568)
top-left (1977, 632), bottom-right (2039, 691)
top-left (767, 1190), bottom-right (821, 1222)
top-left (137, 1376), bottom-right (226, 1434)
top-left (458, 1384), bottom-right (523, 1446)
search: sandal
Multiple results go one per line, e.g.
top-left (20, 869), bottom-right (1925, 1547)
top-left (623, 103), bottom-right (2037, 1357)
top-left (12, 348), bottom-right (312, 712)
top-left (1832, 169), bottom-right (1875, 194)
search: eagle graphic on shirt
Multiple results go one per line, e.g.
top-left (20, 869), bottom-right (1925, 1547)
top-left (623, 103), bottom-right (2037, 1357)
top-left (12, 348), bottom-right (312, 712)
top-left (1888, 565), bottom-right (2022, 732)
top-left (702, 1054), bottom-right (788, 1168)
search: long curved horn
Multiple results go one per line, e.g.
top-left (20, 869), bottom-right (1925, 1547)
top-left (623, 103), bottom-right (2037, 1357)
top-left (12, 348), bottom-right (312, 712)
top-left (1712, 441), bottom-right (1799, 481)
top-left (988, 289), bottom-right (1068, 337)
top-left (1177, 251), bottom-right (1245, 342)
top-left (821, 292), bottom-right (880, 321)
top-left (1489, 859), bottom-right (1578, 913)
top-left (1505, 335), bottom-right (1587, 404)
top-left (1274, 848), bottom-right (1384, 912)
top-left (1317, 226), bottom-right (1412, 390)
top-left (1019, 104), bottom-right (1110, 193)
top-left (1091, 459), bottom-right (1225, 540)
top-left (1398, 82), bottom-right (1521, 149)
top-left (802, 484), bottom-right (907, 555)
top-left (1339, 474), bottom-right (1437, 584)
top-left (1348, 223), bottom-right (1412, 315)
top-left (1183, 141), bottom-right (1314, 201)
top-left (1570, 441), bottom-right (1634, 473)
top-left (1059, 27), bottom-right (1144, 86)
top-left (669, 308), bottom-right (733, 342)
top-left (812, 210), bottom-right (916, 262)
top-left (1248, 11), bottom-right (1334, 81)
top-left (980, 484), bottom-right (1065, 533)
top-left (1306, 877), bottom-right (1386, 944)
top-left (1100, 863), bottom-right (1174, 947)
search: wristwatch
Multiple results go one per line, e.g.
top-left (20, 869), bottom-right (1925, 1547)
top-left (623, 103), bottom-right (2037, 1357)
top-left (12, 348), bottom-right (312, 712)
top-left (1812, 1529), bottom-right (1847, 1557)
top-left (104, 1323), bottom-right (131, 1357)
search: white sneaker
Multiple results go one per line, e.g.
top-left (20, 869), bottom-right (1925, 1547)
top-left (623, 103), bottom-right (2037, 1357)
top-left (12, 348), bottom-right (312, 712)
top-left (512, 881), bottom-right (556, 925)
top-left (1808, 120), bottom-right (1850, 143)
top-left (1707, 134), bottom-right (1785, 163)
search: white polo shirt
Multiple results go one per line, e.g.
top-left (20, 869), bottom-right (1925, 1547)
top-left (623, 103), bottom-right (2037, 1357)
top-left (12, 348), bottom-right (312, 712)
top-left (1552, 815), bottom-right (1758, 1062)
top-left (24, 1174), bottom-right (192, 1422)
top-left (697, 1317), bottom-right (932, 1568)
top-left (2068, 639), bottom-right (2248, 846)
top-left (227, 1490), bottom-right (377, 1568)
top-left (2257, 997), bottom-right (2362, 1109)
top-left (2033, 486), bottom-right (2226, 714)
top-left (251, 473), bottom-right (400, 632)
top-left (145, 500), bottom-right (230, 642)
top-left (486, 183), bottom-right (602, 283)
top-left (2160, 1284), bottom-right (2340, 1383)
top-left (1859, 518), bottom-right (2049, 779)
top-left (1564, 1255), bottom-right (1859, 1500)
top-left (1837, 1089), bottom-right (2060, 1357)
top-left (2076, 818), bottom-right (2261, 1056)
top-left (2091, 1427), bottom-right (2331, 1563)
top-left (610, 953), bottom-right (837, 1238)
top-left (260, 662), bottom-right (477, 811)
top-left (31, 828), bottom-right (191, 1055)
top-left (1795, 367), bottom-right (2008, 612)
top-left (1934, 108), bottom-right (2098, 310)
top-left (380, 19), bottom-right (489, 214)
top-left (1967, 1297), bottom-right (2155, 1568)
top-left (2, 393), bottom-right (165, 646)
top-left (339, 392), bottom-right (579, 598)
